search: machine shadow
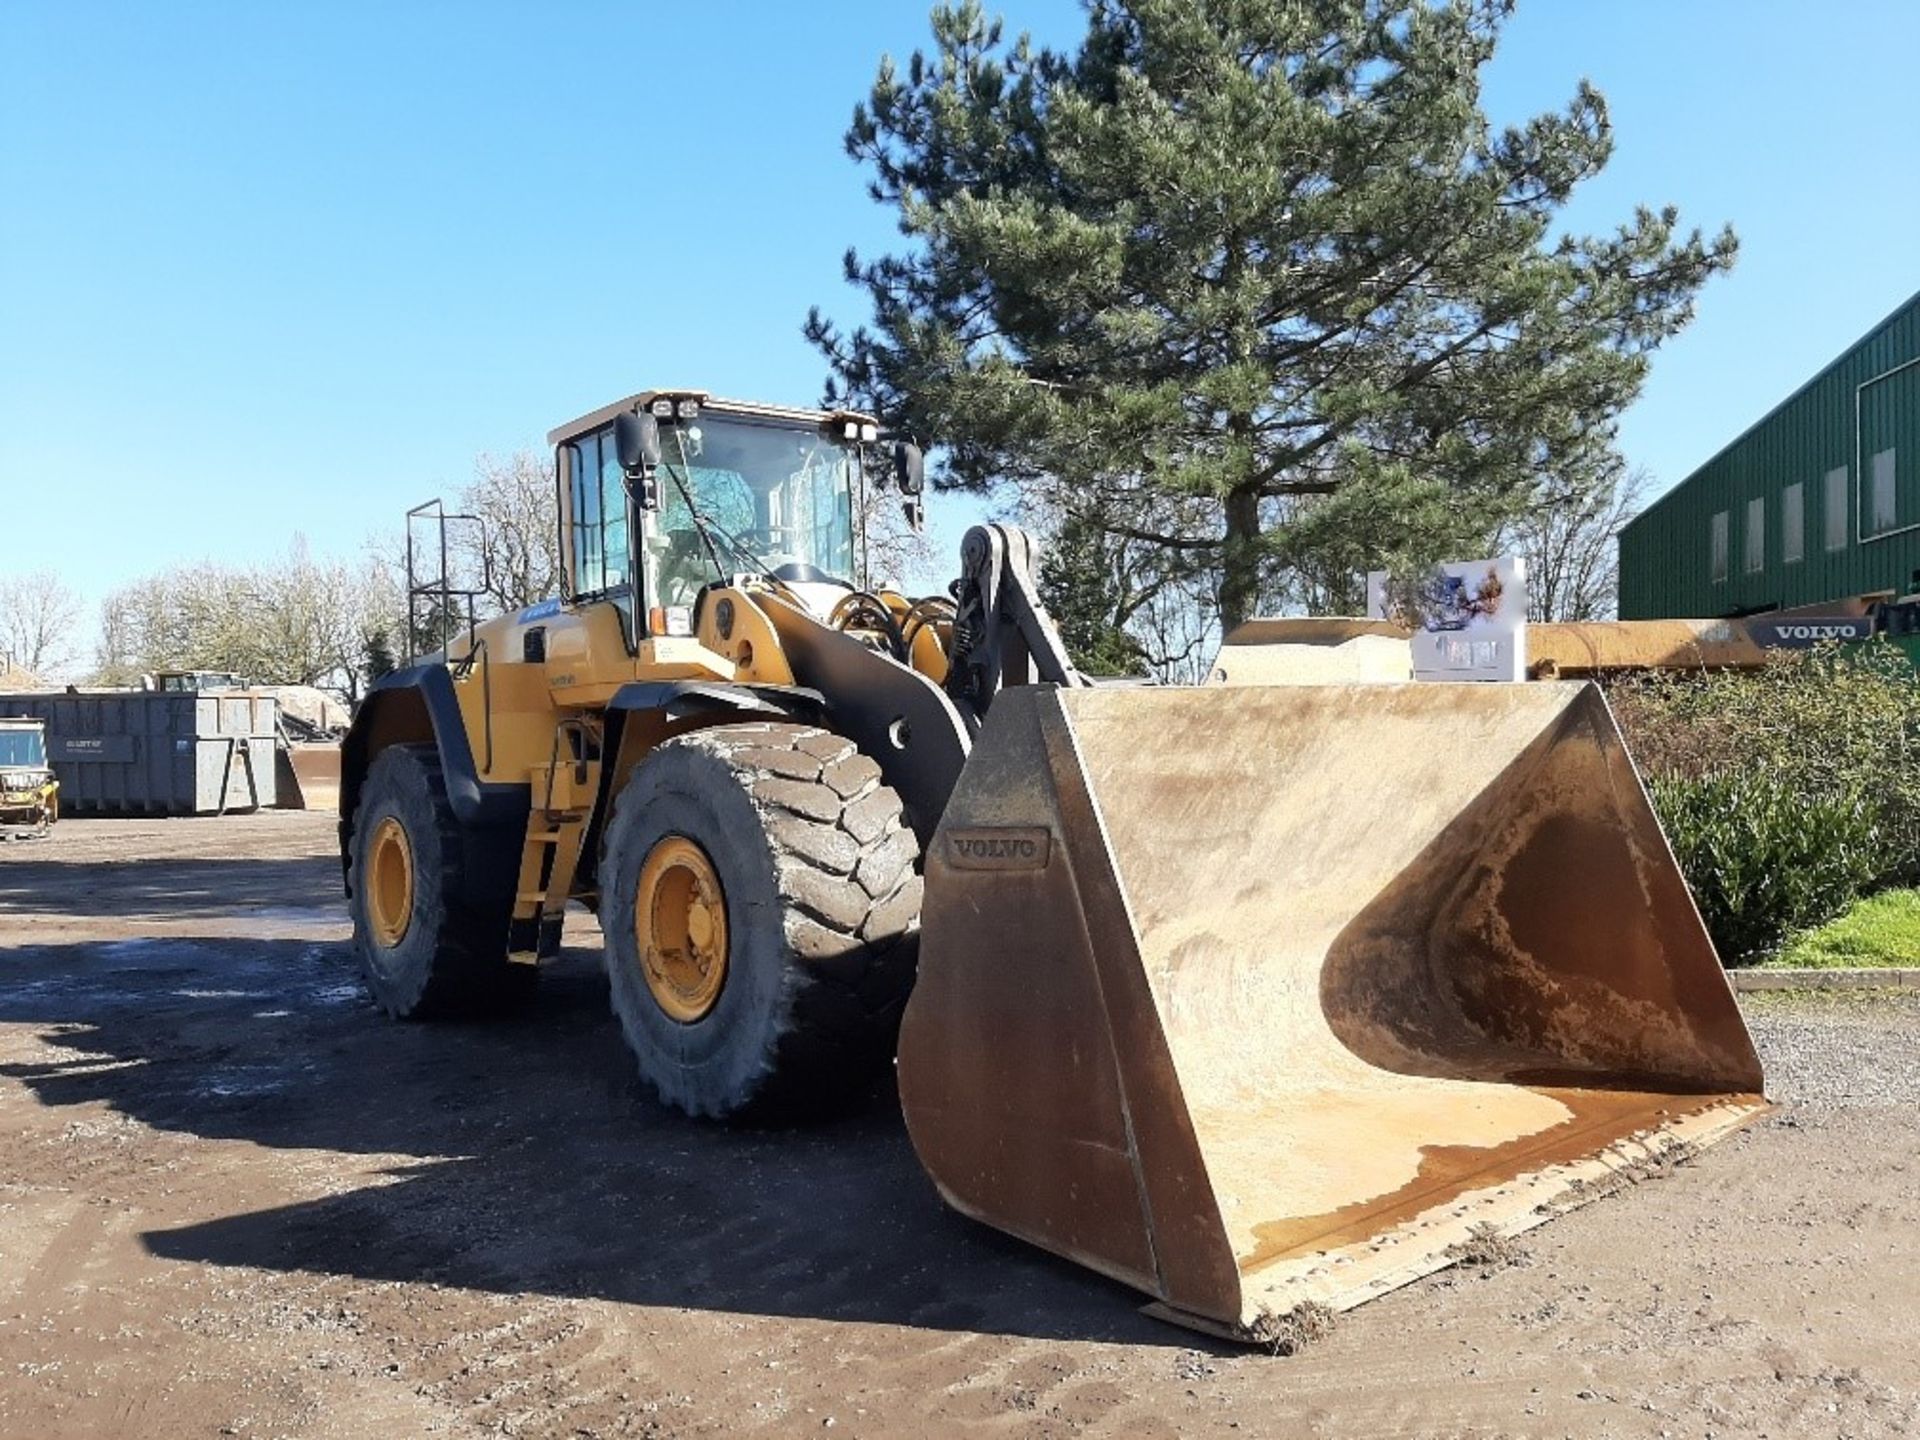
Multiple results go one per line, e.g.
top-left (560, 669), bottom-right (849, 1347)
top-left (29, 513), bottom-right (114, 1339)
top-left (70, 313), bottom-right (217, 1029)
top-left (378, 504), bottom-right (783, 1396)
top-left (0, 932), bottom-right (1181, 1348)
top-left (0, 852), bottom-right (344, 920)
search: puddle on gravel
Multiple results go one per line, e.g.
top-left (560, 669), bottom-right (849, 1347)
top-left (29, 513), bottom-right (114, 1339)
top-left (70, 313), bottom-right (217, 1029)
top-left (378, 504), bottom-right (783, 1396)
top-left (194, 1067), bottom-right (294, 1100)
top-left (97, 937), bottom-right (226, 965)
top-left (4, 936), bottom-right (358, 1023)
top-left (172, 988), bottom-right (274, 1001)
top-left (243, 905), bottom-right (351, 932)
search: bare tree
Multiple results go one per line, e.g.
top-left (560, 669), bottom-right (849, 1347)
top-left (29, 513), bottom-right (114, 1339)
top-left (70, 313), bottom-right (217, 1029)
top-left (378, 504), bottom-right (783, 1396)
top-left (1130, 570), bottom-right (1221, 685)
top-left (0, 568), bottom-right (82, 679)
top-left (1027, 487), bottom-right (1226, 683)
top-left (456, 451), bottom-right (562, 614)
top-left (859, 474), bottom-right (940, 594)
top-left (1499, 462), bottom-right (1651, 622)
top-left (356, 452), bottom-right (552, 663)
top-left (92, 541), bottom-right (401, 700)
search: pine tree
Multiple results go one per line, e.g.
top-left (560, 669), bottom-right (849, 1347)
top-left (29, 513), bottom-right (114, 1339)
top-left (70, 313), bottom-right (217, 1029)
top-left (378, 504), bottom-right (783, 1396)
top-left (809, 0), bottom-right (1735, 631)
top-left (362, 627), bottom-right (398, 684)
top-left (1037, 512), bottom-right (1149, 675)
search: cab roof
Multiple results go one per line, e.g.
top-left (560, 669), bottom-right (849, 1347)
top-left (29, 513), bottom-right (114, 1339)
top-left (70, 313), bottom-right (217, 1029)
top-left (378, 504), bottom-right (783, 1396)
top-left (546, 390), bottom-right (878, 447)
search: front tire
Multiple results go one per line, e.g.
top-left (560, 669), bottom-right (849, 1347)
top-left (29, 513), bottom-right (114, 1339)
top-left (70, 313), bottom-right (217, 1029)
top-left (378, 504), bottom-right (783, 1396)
top-left (347, 743), bottom-right (530, 1018)
top-left (598, 723), bottom-right (921, 1118)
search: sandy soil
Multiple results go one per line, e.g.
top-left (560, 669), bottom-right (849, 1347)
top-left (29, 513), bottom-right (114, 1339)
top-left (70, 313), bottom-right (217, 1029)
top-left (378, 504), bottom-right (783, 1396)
top-left (2, 813), bottom-right (1916, 1439)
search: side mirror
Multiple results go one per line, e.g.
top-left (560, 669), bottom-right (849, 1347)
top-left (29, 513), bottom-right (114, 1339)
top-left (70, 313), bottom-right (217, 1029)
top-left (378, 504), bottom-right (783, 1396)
top-left (892, 441), bottom-right (925, 497)
top-left (614, 410), bottom-right (662, 475)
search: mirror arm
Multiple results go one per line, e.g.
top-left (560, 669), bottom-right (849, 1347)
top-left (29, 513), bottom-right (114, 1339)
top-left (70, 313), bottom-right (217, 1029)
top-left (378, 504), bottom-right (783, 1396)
top-left (628, 467), bottom-right (660, 511)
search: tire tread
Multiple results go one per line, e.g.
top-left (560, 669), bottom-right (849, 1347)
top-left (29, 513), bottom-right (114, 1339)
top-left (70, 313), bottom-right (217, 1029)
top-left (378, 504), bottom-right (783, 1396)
top-left (598, 723), bottom-right (921, 1117)
top-left (347, 743), bottom-right (529, 1019)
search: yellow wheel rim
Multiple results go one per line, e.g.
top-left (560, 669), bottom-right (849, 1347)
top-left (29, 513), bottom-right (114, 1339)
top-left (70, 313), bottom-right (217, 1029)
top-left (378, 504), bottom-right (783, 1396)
top-left (368, 815), bottom-right (415, 948)
top-left (636, 836), bottom-right (729, 1024)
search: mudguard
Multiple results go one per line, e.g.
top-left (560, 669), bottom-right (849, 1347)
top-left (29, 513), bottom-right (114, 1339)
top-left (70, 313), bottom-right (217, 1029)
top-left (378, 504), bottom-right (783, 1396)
top-left (337, 664), bottom-right (529, 904)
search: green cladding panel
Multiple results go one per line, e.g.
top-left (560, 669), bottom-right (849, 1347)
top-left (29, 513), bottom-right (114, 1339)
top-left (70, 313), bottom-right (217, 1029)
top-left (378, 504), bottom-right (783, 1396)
top-left (1620, 292), bottom-right (1920, 618)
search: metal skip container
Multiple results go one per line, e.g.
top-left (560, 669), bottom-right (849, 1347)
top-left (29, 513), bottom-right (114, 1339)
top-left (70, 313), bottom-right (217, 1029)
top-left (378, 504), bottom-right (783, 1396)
top-left (897, 681), bottom-right (1766, 1339)
top-left (0, 690), bottom-right (278, 815)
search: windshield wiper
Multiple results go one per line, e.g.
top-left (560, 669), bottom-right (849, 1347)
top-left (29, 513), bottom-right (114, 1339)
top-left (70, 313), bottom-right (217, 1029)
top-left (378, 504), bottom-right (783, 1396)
top-left (658, 439), bottom-right (785, 592)
top-left (659, 436), bottom-right (731, 582)
top-left (696, 510), bottom-right (786, 583)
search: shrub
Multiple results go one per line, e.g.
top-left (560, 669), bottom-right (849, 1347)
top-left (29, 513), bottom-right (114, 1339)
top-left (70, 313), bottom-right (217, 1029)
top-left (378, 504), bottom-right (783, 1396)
top-left (1609, 641), bottom-right (1920, 962)
top-left (1648, 770), bottom-right (1879, 963)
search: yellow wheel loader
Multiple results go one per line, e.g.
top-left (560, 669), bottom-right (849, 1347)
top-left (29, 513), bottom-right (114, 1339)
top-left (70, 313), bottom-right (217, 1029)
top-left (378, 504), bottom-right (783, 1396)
top-left (0, 717), bottom-right (59, 835)
top-left (340, 389), bottom-right (1767, 1340)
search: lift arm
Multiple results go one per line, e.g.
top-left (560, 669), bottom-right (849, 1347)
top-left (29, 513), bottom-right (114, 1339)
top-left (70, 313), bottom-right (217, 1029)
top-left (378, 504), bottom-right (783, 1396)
top-left (943, 524), bottom-right (1090, 728)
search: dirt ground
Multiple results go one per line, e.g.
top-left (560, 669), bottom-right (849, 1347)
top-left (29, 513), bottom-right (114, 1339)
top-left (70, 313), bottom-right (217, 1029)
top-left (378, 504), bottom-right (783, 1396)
top-left (2, 813), bottom-right (1916, 1440)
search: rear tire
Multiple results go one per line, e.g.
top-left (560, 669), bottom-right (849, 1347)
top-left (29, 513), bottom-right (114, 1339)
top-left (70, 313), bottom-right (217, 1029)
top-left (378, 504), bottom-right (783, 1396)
top-left (347, 743), bottom-right (532, 1018)
top-left (598, 723), bottom-right (921, 1119)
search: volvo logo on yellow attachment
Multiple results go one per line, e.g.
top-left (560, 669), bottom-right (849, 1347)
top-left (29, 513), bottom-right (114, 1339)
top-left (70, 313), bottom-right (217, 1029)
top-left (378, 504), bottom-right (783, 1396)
top-left (945, 827), bottom-right (1051, 870)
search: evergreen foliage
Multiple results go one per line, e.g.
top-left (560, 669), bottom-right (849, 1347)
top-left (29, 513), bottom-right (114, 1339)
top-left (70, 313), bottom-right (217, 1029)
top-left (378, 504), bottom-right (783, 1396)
top-left (810, 0), bottom-right (1735, 635)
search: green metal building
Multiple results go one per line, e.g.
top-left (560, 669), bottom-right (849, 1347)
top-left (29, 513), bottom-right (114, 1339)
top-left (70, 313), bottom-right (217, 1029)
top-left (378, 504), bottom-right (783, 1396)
top-left (1620, 290), bottom-right (1920, 619)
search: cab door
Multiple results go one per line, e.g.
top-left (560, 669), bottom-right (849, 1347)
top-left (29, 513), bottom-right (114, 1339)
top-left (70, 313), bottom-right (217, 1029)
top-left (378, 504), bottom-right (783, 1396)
top-left (546, 425), bottom-right (639, 706)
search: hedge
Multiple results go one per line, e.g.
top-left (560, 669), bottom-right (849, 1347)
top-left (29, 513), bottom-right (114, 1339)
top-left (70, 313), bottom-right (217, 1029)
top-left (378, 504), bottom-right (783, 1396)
top-left (1607, 641), bottom-right (1920, 964)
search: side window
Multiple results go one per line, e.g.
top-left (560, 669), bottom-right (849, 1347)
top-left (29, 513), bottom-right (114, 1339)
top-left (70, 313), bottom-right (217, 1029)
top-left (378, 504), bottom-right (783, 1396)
top-left (566, 426), bottom-right (632, 598)
top-left (1744, 496), bottom-right (1765, 574)
top-left (1710, 510), bottom-right (1728, 583)
top-left (571, 431), bottom-right (602, 593)
top-left (599, 439), bottom-right (629, 590)
top-left (1782, 482), bottom-right (1804, 564)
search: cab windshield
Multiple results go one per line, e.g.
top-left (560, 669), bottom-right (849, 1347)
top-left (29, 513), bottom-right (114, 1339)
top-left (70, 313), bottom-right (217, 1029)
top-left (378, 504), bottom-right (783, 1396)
top-left (650, 413), bottom-right (858, 604)
top-left (0, 730), bottom-right (45, 768)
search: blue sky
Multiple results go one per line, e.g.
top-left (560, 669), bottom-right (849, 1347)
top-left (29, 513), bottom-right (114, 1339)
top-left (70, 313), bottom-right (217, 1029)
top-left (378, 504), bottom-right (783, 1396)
top-left (5, 1), bottom-right (1919, 657)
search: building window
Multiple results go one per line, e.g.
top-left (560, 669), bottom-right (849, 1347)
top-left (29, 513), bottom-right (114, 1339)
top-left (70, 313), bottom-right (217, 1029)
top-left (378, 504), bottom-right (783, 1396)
top-left (1745, 497), bottom-right (1765, 574)
top-left (1872, 448), bottom-right (1898, 534)
top-left (1782, 482), bottom-right (1804, 563)
top-left (1826, 465), bottom-right (1848, 550)
top-left (1710, 510), bottom-right (1729, 582)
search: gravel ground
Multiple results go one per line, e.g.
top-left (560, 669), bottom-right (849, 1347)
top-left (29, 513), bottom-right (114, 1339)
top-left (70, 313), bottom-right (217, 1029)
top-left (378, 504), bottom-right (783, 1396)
top-left (2, 814), bottom-right (1917, 1439)
top-left (1743, 989), bottom-right (1920, 1107)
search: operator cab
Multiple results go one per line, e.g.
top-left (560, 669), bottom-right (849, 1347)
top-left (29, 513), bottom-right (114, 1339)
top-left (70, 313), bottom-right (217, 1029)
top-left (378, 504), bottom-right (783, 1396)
top-left (0, 719), bottom-right (47, 773)
top-left (548, 391), bottom-right (918, 648)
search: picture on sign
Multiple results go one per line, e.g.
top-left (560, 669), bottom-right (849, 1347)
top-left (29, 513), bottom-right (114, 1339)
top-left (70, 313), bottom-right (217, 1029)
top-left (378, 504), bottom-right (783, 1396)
top-left (1367, 556), bottom-right (1528, 682)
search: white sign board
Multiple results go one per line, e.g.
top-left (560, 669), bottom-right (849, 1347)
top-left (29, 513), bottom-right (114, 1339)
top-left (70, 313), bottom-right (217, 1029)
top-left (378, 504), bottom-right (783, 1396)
top-left (1367, 556), bottom-right (1528, 683)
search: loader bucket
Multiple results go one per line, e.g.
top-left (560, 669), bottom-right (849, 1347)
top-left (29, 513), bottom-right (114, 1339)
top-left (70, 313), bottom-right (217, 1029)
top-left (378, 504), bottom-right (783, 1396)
top-left (897, 681), bottom-right (1766, 1340)
top-left (278, 742), bottom-right (342, 812)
